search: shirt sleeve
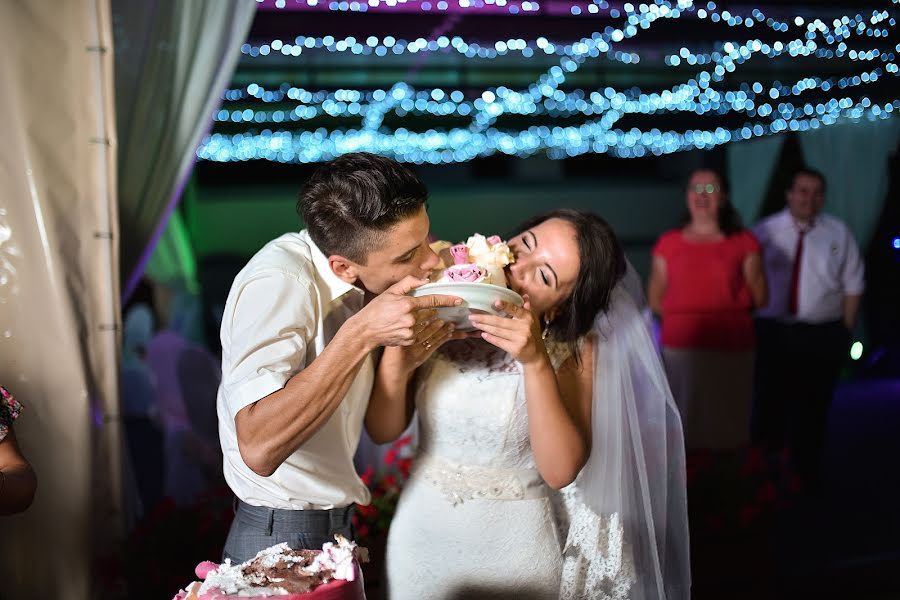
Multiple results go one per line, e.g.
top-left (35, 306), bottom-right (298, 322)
top-left (220, 271), bottom-right (318, 418)
top-left (750, 220), bottom-right (769, 249)
top-left (840, 226), bottom-right (865, 296)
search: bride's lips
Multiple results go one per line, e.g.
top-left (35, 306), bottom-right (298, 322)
top-left (505, 265), bottom-right (522, 294)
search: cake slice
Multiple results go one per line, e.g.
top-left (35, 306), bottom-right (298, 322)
top-left (172, 536), bottom-right (367, 600)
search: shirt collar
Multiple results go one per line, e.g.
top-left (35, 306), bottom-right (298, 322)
top-left (300, 230), bottom-right (362, 305)
top-left (778, 208), bottom-right (815, 232)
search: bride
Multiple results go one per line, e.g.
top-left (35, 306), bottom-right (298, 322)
top-left (365, 209), bottom-right (690, 599)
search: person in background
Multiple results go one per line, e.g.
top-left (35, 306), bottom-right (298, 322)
top-left (121, 304), bottom-right (164, 517)
top-left (146, 286), bottom-right (223, 507)
top-left (648, 167), bottom-right (768, 450)
top-left (0, 386), bottom-right (37, 515)
top-left (752, 167), bottom-right (864, 491)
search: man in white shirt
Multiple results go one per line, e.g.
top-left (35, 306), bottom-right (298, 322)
top-left (217, 153), bottom-right (463, 561)
top-left (752, 168), bottom-right (865, 491)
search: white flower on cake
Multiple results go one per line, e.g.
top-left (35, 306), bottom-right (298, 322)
top-left (465, 234), bottom-right (514, 269)
top-left (430, 233), bottom-right (514, 288)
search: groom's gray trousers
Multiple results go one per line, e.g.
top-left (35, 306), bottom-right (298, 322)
top-left (222, 498), bottom-right (356, 563)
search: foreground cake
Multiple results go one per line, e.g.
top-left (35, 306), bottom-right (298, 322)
top-left (430, 233), bottom-right (515, 288)
top-left (173, 536), bottom-right (367, 600)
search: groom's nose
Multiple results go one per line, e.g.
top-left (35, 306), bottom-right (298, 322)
top-left (421, 246), bottom-right (440, 272)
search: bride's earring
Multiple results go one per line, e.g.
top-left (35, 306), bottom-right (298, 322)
top-left (541, 315), bottom-right (551, 340)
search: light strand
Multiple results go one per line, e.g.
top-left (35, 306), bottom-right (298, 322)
top-left (214, 66), bottom-right (894, 124)
top-left (197, 100), bottom-right (899, 163)
top-left (204, 1), bottom-right (900, 161)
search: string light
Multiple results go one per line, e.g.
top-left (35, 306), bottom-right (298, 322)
top-left (215, 64), bottom-right (895, 124)
top-left (463, 3), bottom-right (899, 129)
top-left (239, 34), bottom-right (640, 64)
top-left (198, 99), bottom-right (899, 163)
top-left (205, 1), bottom-right (900, 162)
top-left (254, 0), bottom-right (898, 38)
top-left (255, 0), bottom-right (542, 15)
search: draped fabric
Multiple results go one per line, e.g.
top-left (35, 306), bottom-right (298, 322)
top-left (728, 122), bottom-right (900, 248)
top-left (798, 120), bottom-right (900, 247)
top-left (113, 0), bottom-right (256, 301)
top-left (0, 1), bottom-right (119, 598)
top-left (577, 282), bottom-right (691, 599)
top-left (727, 135), bottom-right (786, 226)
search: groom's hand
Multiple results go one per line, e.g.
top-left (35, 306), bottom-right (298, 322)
top-left (383, 317), bottom-right (466, 375)
top-left (356, 276), bottom-right (463, 347)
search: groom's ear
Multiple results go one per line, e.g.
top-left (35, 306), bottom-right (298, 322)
top-left (329, 255), bottom-right (360, 284)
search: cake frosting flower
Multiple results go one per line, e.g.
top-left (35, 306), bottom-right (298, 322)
top-left (428, 233), bottom-right (514, 288)
top-left (440, 264), bottom-right (487, 284)
top-left (449, 244), bottom-right (469, 265)
top-left (465, 234), bottom-right (514, 269)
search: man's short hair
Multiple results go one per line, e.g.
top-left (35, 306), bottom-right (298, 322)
top-left (790, 167), bottom-right (827, 192)
top-left (297, 152), bottom-right (428, 264)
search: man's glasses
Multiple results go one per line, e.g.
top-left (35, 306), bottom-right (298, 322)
top-left (691, 184), bottom-right (721, 194)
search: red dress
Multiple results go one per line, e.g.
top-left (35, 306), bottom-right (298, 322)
top-left (653, 229), bottom-right (760, 352)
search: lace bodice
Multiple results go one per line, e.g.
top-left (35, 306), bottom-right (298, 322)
top-left (413, 339), bottom-right (571, 471)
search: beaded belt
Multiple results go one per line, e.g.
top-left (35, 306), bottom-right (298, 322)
top-left (416, 455), bottom-right (548, 506)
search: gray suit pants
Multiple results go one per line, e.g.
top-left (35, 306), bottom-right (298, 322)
top-left (222, 498), bottom-right (356, 563)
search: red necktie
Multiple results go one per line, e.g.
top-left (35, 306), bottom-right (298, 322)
top-left (788, 228), bottom-right (808, 315)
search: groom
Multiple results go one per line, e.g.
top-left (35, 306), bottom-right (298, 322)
top-left (216, 152), bottom-right (460, 562)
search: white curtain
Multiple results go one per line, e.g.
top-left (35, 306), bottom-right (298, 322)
top-left (798, 120), bottom-right (900, 247)
top-left (0, 2), bottom-right (119, 599)
top-left (113, 0), bottom-right (256, 300)
top-left (727, 134), bottom-right (785, 226)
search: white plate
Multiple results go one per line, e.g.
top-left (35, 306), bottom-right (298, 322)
top-left (409, 282), bottom-right (524, 331)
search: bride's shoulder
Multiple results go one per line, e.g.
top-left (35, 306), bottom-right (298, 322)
top-left (551, 337), bottom-right (594, 376)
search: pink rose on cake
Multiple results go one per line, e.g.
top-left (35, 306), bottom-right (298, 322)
top-left (463, 233), bottom-right (514, 288)
top-left (429, 233), bottom-right (515, 288)
top-left (449, 243), bottom-right (469, 265)
top-left (440, 264), bottom-right (488, 284)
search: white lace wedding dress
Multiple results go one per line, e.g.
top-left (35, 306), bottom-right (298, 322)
top-left (385, 338), bottom-right (635, 600)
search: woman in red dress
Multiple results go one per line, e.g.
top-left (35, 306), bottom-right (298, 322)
top-left (648, 168), bottom-right (767, 450)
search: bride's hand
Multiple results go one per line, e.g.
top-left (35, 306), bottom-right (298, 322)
top-left (382, 316), bottom-right (464, 375)
top-left (467, 296), bottom-right (547, 366)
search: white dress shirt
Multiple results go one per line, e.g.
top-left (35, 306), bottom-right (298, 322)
top-left (753, 209), bottom-right (865, 324)
top-left (216, 230), bottom-right (373, 509)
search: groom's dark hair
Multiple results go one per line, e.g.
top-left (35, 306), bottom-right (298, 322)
top-left (512, 209), bottom-right (626, 350)
top-left (297, 152), bottom-right (428, 264)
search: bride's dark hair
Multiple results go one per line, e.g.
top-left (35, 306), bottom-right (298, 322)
top-left (511, 209), bottom-right (626, 346)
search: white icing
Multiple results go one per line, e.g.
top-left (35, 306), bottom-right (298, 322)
top-left (197, 537), bottom-right (363, 597)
